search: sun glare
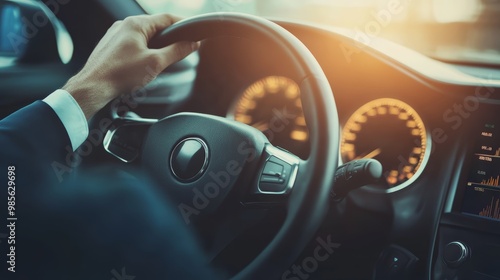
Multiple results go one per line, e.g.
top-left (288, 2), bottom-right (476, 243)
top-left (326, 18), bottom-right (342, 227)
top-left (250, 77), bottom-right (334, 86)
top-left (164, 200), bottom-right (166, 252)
top-left (432, 0), bottom-right (482, 23)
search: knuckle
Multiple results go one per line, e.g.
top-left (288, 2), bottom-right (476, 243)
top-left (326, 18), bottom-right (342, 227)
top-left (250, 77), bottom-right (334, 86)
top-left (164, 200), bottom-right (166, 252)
top-left (148, 53), bottom-right (163, 65)
top-left (123, 16), bottom-right (140, 28)
top-left (110, 20), bottom-right (123, 28)
top-left (163, 14), bottom-right (175, 24)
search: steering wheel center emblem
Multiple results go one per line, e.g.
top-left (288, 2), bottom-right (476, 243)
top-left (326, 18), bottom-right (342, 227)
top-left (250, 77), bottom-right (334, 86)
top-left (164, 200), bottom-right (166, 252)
top-left (170, 137), bottom-right (209, 182)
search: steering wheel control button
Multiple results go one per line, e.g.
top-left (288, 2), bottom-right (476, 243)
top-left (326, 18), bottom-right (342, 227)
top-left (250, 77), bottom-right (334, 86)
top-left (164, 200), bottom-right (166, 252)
top-left (170, 137), bottom-right (209, 182)
top-left (259, 156), bottom-right (293, 193)
top-left (261, 176), bottom-right (285, 184)
top-left (262, 161), bottom-right (284, 177)
top-left (443, 241), bottom-right (469, 268)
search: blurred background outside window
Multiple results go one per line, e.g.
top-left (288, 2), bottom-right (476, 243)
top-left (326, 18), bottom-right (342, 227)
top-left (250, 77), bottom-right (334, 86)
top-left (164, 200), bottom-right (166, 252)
top-left (136, 0), bottom-right (500, 65)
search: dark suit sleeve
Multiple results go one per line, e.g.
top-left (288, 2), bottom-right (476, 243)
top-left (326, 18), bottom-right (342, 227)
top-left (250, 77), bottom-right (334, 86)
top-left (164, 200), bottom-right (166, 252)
top-left (0, 100), bottom-right (71, 183)
top-left (0, 100), bottom-right (71, 220)
top-left (0, 101), bottom-right (72, 278)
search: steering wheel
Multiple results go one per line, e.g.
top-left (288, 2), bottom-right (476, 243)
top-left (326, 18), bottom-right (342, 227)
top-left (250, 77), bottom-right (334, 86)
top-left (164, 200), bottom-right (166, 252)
top-left (104, 13), bottom-right (339, 280)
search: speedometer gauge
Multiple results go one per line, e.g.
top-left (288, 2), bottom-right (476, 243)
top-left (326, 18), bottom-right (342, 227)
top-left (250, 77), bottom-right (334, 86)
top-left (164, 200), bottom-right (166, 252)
top-left (229, 76), bottom-right (309, 157)
top-left (341, 98), bottom-right (429, 189)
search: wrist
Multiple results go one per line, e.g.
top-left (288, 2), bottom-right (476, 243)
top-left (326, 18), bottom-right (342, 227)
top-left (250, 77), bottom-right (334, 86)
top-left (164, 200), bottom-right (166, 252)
top-left (63, 74), bottom-right (116, 120)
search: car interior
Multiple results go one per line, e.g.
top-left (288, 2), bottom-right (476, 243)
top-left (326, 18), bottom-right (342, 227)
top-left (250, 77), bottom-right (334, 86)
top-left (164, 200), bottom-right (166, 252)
top-left (2, 0), bottom-right (500, 279)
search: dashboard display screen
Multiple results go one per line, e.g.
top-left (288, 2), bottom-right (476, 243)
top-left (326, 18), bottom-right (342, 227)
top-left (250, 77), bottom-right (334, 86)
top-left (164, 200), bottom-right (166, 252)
top-left (461, 122), bottom-right (500, 221)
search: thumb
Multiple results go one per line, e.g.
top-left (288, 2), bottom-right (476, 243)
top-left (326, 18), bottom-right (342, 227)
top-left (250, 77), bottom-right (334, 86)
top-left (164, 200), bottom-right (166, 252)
top-left (154, 41), bottom-right (200, 69)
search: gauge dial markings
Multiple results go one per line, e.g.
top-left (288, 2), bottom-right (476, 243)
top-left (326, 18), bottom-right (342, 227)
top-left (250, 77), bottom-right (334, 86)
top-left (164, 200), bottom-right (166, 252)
top-left (341, 98), bottom-right (428, 188)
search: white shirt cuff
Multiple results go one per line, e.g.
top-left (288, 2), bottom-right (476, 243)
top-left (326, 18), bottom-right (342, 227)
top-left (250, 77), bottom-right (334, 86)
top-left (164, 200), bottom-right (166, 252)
top-left (43, 89), bottom-right (89, 151)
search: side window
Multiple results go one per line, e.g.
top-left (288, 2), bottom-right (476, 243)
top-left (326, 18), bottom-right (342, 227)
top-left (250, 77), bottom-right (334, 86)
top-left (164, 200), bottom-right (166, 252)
top-left (0, 4), bottom-right (26, 58)
top-left (0, 0), bottom-right (73, 65)
top-left (0, 0), bottom-right (74, 113)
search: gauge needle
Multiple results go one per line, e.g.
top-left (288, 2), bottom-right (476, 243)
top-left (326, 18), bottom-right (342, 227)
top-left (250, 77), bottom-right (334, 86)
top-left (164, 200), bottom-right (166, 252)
top-left (251, 121), bottom-right (270, 132)
top-left (363, 148), bottom-right (382, 159)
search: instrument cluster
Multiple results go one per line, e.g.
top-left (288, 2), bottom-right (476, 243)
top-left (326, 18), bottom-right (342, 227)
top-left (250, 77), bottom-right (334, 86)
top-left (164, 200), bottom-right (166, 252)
top-left (229, 76), bottom-right (430, 190)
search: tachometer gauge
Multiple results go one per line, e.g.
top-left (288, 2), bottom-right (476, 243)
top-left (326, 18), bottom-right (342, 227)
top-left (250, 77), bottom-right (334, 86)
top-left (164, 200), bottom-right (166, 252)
top-left (229, 76), bottom-right (309, 157)
top-left (341, 98), bottom-right (429, 189)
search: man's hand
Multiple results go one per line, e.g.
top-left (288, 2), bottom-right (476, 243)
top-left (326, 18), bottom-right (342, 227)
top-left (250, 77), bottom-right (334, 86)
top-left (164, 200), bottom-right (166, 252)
top-left (63, 14), bottom-right (198, 120)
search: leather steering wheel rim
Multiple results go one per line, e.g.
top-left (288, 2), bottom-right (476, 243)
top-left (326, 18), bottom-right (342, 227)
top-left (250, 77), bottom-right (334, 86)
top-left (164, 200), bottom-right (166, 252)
top-left (150, 12), bottom-right (339, 280)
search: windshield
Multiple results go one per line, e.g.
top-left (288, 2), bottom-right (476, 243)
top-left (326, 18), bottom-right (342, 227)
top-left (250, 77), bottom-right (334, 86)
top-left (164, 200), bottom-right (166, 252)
top-left (136, 0), bottom-right (500, 66)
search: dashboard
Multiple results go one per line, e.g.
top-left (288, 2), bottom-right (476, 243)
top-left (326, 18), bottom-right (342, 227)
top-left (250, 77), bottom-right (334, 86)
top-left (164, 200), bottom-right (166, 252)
top-left (181, 22), bottom-right (500, 279)
top-left (111, 20), bottom-right (500, 280)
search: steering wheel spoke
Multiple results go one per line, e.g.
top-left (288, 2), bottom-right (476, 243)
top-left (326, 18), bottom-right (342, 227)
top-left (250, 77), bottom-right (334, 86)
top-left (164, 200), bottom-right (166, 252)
top-left (103, 117), bottom-right (157, 163)
top-left (243, 144), bottom-right (302, 205)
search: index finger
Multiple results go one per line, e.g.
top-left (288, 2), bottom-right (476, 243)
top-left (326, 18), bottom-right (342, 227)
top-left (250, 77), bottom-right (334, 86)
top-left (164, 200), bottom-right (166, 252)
top-left (142, 14), bottom-right (184, 40)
